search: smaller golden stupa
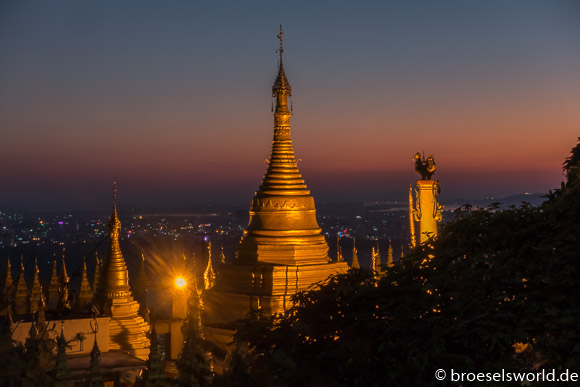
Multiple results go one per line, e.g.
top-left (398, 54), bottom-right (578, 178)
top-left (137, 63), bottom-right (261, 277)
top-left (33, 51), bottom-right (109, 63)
top-left (94, 182), bottom-right (150, 360)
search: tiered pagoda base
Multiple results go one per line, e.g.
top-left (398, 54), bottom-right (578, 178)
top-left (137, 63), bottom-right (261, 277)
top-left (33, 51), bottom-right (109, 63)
top-left (203, 260), bottom-right (348, 349)
top-left (108, 295), bottom-right (150, 360)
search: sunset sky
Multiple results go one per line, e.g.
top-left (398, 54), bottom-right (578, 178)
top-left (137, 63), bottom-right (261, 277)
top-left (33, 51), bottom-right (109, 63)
top-left (1, 1), bottom-right (579, 209)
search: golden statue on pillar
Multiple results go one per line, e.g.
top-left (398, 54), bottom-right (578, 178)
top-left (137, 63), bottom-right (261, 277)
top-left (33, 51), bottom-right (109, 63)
top-left (409, 153), bottom-right (443, 246)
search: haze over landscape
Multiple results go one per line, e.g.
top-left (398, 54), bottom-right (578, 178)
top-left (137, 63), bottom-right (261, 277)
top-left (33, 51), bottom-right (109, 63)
top-left (1, 1), bottom-right (579, 209)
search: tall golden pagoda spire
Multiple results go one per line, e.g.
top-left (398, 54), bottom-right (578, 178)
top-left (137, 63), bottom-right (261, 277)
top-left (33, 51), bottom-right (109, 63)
top-left (203, 30), bottom-right (348, 356)
top-left (95, 182), bottom-right (150, 359)
top-left (96, 182), bottom-right (131, 302)
top-left (236, 26), bottom-right (331, 265)
top-left (351, 238), bottom-right (360, 269)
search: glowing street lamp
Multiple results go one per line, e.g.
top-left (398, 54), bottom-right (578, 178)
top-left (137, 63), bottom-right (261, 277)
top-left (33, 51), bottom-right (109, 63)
top-left (175, 276), bottom-right (187, 289)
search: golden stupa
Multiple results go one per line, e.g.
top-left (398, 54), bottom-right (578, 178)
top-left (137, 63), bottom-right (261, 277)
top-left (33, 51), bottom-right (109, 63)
top-left (203, 28), bottom-right (349, 349)
top-left (94, 182), bottom-right (150, 360)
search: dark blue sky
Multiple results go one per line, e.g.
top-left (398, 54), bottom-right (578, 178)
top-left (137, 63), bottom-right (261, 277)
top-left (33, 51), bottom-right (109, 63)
top-left (1, 1), bottom-right (579, 209)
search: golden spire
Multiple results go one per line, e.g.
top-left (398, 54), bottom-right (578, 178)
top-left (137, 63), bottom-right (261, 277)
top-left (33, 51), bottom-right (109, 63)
top-left (30, 257), bottom-right (44, 313)
top-left (48, 253), bottom-right (59, 309)
top-left (236, 28), bottom-right (331, 265)
top-left (98, 181), bottom-right (131, 300)
top-left (95, 182), bottom-right (150, 359)
top-left (375, 244), bottom-right (382, 267)
top-left (60, 248), bottom-right (69, 282)
top-left (78, 261), bottom-right (93, 310)
top-left (273, 26), bottom-right (292, 97)
top-left (387, 239), bottom-right (394, 268)
top-left (401, 244), bottom-right (404, 260)
top-left (272, 25), bottom-right (292, 129)
top-left (351, 237), bottom-right (360, 269)
top-left (92, 253), bottom-right (101, 295)
top-left (371, 247), bottom-right (377, 271)
top-left (15, 256), bottom-right (29, 315)
top-left (3, 257), bottom-right (13, 291)
top-left (59, 247), bottom-right (69, 308)
top-left (204, 242), bottom-right (215, 290)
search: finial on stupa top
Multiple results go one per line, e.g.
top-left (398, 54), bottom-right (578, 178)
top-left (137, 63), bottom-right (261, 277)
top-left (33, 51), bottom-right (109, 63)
top-left (351, 237), bottom-right (360, 269)
top-left (272, 25), bottom-right (292, 98)
top-left (277, 24), bottom-right (284, 57)
top-left (109, 181), bottom-right (121, 236)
